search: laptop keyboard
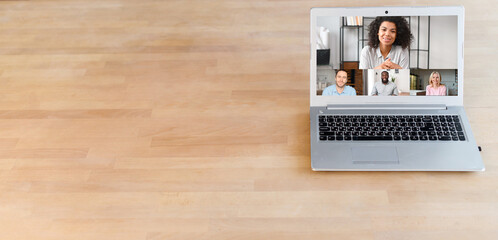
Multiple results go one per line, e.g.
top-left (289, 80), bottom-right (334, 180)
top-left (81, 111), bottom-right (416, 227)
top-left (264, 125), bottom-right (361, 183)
top-left (318, 115), bottom-right (465, 141)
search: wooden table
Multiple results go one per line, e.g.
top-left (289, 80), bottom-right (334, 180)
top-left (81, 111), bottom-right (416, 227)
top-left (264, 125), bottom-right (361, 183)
top-left (0, 1), bottom-right (497, 239)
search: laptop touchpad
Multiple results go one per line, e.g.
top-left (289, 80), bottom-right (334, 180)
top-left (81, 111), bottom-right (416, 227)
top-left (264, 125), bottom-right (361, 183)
top-left (351, 147), bottom-right (399, 164)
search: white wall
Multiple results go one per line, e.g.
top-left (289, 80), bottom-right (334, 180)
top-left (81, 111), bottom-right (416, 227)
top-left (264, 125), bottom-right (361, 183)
top-left (429, 16), bottom-right (458, 69)
top-left (410, 16), bottom-right (458, 69)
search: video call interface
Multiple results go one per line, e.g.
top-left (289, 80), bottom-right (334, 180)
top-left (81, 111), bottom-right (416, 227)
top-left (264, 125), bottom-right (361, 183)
top-left (316, 15), bottom-right (458, 96)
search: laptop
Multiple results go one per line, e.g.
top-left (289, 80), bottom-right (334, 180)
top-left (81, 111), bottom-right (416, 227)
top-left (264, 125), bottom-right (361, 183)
top-left (310, 6), bottom-right (485, 171)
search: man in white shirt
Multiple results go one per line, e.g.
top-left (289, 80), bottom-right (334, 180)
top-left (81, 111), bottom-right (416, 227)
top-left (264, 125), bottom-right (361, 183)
top-left (371, 71), bottom-right (398, 96)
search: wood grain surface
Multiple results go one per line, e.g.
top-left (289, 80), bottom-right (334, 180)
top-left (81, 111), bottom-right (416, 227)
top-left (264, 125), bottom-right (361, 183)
top-left (0, 0), bottom-right (497, 239)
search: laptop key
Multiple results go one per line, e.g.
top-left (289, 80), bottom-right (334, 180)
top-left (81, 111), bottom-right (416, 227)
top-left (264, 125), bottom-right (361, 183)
top-left (438, 136), bottom-right (451, 141)
top-left (320, 136), bottom-right (327, 141)
top-left (353, 136), bottom-right (393, 141)
top-left (420, 127), bottom-right (435, 131)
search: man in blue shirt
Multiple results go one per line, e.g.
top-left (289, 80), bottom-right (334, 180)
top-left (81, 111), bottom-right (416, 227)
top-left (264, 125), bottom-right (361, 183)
top-left (322, 70), bottom-right (357, 96)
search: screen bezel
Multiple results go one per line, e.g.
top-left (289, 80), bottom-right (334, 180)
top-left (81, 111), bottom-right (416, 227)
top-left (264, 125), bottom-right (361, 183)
top-left (310, 6), bottom-right (464, 106)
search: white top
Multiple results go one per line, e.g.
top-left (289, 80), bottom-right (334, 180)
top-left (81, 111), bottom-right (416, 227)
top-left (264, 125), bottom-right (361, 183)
top-left (359, 45), bottom-right (409, 69)
top-left (371, 81), bottom-right (399, 96)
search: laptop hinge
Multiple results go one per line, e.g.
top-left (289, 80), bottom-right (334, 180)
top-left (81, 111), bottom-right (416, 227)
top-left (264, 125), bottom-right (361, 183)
top-left (326, 104), bottom-right (447, 110)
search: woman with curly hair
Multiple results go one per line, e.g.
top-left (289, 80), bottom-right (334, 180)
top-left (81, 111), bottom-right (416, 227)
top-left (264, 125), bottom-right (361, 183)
top-left (359, 16), bottom-right (413, 69)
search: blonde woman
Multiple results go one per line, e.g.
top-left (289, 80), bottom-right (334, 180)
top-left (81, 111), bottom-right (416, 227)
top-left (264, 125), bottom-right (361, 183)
top-left (426, 71), bottom-right (446, 96)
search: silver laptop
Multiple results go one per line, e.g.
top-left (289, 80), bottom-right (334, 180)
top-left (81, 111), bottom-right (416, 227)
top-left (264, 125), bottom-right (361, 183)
top-left (310, 6), bottom-right (484, 171)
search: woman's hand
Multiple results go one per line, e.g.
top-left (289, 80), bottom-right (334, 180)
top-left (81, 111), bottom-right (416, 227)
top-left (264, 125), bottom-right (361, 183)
top-left (374, 58), bottom-right (402, 69)
top-left (384, 58), bottom-right (402, 69)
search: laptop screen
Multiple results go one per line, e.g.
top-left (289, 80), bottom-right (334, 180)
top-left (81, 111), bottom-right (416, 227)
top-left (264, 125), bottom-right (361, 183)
top-left (315, 15), bottom-right (458, 97)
